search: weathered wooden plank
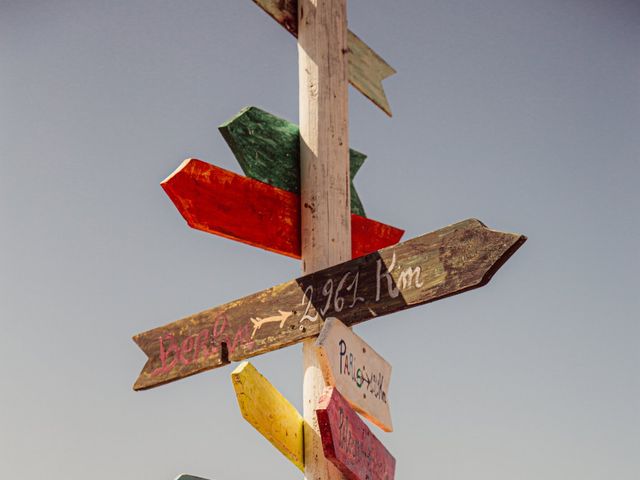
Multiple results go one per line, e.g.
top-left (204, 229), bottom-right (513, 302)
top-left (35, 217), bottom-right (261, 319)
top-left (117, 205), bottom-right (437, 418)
top-left (219, 106), bottom-right (367, 217)
top-left (132, 219), bottom-right (526, 390)
top-left (316, 318), bottom-right (393, 432)
top-left (347, 31), bottom-right (396, 117)
top-left (231, 362), bottom-right (304, 471)
top-left (161, 158), bottom-right (403, 259)
top-left (251, 0), bottom-right (395, 116)
top-left (316, 387), bottom-right (396, 480)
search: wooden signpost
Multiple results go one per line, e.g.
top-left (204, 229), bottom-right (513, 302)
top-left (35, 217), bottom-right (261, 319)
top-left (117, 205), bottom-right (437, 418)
top-left (250, 0), bottom-right (396, 116)
top-left (161, 158), bottom-right (403, 259)
top-left (132, 1), bottom-right (527, 478)
top-left (296, 2), bottom-right (352, 477)
top-left (316, 317), bottom-right (393, 432)
top-left (219, 106), bottom-right (368, 216)
top-left (317, 387), bottom-right (396, 480)
top-left (133, 219), bottom-right (524, 390)
top-left (231, 362), bottom-right (304, 471)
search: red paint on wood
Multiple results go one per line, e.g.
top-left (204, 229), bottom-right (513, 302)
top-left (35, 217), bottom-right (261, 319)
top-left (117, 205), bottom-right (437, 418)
top-left (316, 387), bottom-right (396, 480)
top-left (161, 159), bottom-right (404, 259)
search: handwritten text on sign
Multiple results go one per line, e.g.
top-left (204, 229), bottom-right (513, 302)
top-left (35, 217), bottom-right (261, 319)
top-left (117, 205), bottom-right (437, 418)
top-left (316, 318), bottom-right (393, 432)
top-left (317, 387), bottom-right (396, 480)
top-left (133, 219), bottom-right (526, 390)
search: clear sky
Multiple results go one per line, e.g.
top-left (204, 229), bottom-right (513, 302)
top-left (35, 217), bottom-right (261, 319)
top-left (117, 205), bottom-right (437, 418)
top-left (1, 1), bottom-right (638, 479)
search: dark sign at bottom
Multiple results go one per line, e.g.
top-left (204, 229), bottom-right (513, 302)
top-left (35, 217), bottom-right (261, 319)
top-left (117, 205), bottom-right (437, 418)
top-left (317, 387), bottom-right (396, 480)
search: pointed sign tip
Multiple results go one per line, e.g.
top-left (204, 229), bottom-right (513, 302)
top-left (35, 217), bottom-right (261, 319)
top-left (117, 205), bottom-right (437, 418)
top-left (161, 158), bottom-right (198, 187)
top-left (232, 361), bottom-right (304, 471)
top-left (231, 360), bottom-right (250, 377)
top-left (479, 230), bottom-right (527, 288)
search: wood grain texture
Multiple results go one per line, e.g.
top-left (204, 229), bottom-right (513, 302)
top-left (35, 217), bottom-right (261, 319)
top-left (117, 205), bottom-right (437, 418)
top-left (316, 387), bottom-right (396, 480)
top-left (298, 1), bottom-right (351, 479)
top-left (132, 219), bottom-right (526, 390)
top-left (231, 362), bottom-right (304, 471)
top-left (251, 0), bottom-right (395, 116)
top-left (316, 318), bottom-right (393, 432)
top-left (161, 159), bottom-right (403, 259)
top-left (219, 106), bottom-right (367, 216)
top-left (347, 30), bottom-right (396, 117)
top-left (298, 0), bottom-right (351, 274)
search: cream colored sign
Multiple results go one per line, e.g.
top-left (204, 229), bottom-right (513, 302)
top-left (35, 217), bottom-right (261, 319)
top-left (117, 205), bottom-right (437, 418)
top-left (315, 317), bottom-right (393, 432)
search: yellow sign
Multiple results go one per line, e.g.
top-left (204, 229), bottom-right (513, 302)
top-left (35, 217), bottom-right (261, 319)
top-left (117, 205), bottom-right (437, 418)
top-left (231, 362), bottom-right (304, 471)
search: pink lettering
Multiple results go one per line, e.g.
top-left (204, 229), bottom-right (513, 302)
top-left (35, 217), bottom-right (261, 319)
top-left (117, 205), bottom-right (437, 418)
top-left (193, 329), bottom-right (210, 362)
top-left (211, 314), bottom-right (229, 354)
top-left (152, 334), bottom-right (178, 376)
top-left (179, 335), bottom-right (196, 365)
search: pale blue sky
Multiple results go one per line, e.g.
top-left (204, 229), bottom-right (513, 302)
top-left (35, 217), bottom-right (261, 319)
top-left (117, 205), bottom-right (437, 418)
top-left (1, 1), bottom-right (638, 479)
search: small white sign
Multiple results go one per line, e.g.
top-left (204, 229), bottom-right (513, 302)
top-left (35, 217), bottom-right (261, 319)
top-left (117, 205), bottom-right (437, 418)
top-left (315, 317), bottom-right (393, 432)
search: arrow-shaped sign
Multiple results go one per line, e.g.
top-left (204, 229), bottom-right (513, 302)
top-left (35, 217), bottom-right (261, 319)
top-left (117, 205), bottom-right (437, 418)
top-left (231, 362), bottom-right (304, 471)
top-left (251, 0), bottom-right (396, 116)
top-left (316, 317), bottom-right (393, 432)
top-left (219, 106), bottom-right (368, 216)
top-left (317, 387), bottom-right (396, 480)
top-left (162, 158), bottom-right (403, 259)
top-left (132, 219), bottom-right (525, 390)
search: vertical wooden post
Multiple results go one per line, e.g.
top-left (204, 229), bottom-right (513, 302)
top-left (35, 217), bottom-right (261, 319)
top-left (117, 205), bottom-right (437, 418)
top-left (298, 0), bottom-right (350, 479)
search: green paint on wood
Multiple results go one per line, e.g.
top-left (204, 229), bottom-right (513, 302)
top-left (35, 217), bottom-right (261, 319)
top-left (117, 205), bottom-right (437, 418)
top-left (219, 106), bottom-right (367, 217)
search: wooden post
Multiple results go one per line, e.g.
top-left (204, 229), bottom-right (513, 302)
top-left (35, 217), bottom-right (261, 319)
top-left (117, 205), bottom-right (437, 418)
top-left (298, 0), bottom-right (350, 479)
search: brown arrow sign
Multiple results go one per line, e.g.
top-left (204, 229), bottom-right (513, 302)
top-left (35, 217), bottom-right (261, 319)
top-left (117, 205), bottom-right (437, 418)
top-left (132, 219), bottom-right (526, 390)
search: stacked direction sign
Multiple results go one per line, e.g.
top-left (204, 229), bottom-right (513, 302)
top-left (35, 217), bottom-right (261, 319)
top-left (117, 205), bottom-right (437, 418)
top-left (133, 219), bottom-right (524, 390)
top-left (132, 1), bottom-right (526, 479)
top-left (316, 318), bottom-right (393, 433)
top-left (161, 158), bottom-right (402, 260)
top-left (220, 107), bottom-right (370, 217)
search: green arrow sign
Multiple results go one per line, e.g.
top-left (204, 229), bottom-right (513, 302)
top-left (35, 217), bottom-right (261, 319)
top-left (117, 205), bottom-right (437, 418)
top-left (219, 106), bottom-right (367, 217)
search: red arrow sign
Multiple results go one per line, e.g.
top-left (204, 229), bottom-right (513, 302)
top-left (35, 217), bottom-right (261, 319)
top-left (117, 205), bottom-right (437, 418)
top-left (162, 159), bottom-right (404, 259)
top-left (317, 387), bottom-right (396, 480)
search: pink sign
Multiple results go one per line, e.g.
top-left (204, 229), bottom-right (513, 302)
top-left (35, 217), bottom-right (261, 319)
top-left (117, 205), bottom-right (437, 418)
top-left (316, 387), bottom-right (396, 480)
